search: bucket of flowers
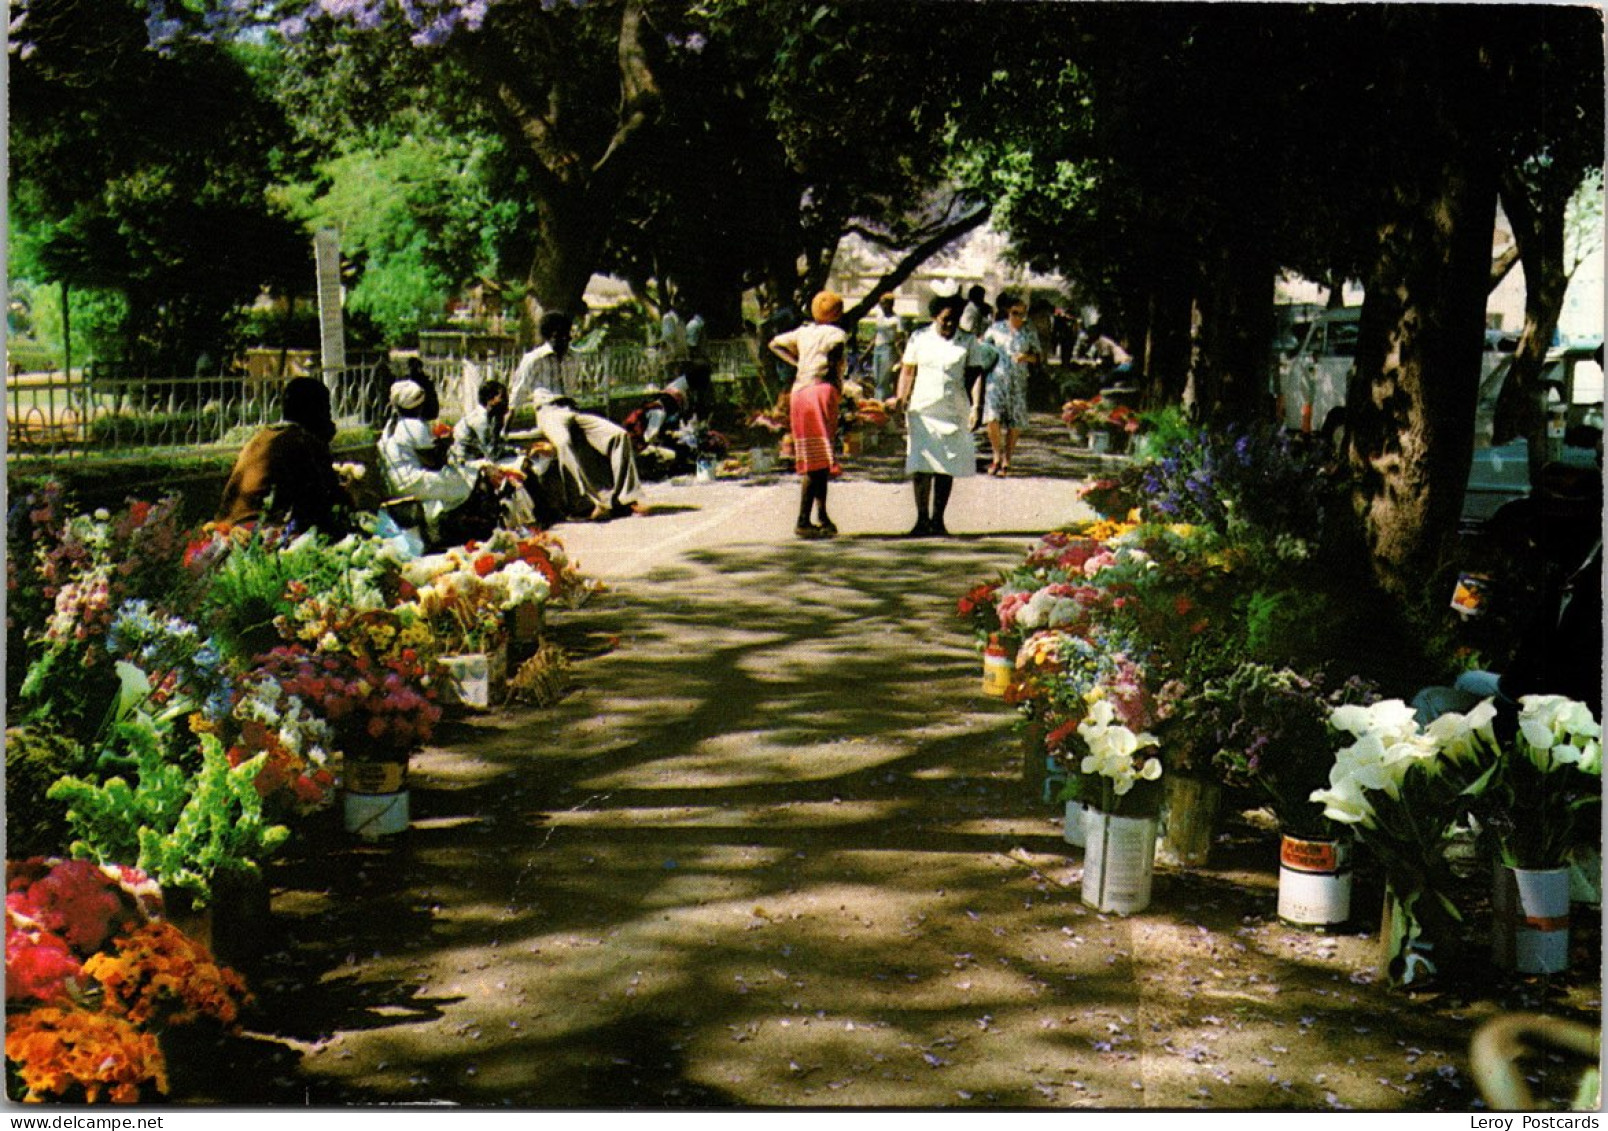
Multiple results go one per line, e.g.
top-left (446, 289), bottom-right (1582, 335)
top-left (1061, 396), bottom-right (1141, 452)
top-left (257, 611), bottom-right (441, 840)
top-left (1310, 699), bottom-right (1491, 987)
top-left (1073, 697), bottom-right (1165, 915)
top-left (5, 857), bottom-right (250, 1103)
top-left (1443, 695), bottom-right (1601, 974)
top-left (1184, 662), bottom-right (1380, 927)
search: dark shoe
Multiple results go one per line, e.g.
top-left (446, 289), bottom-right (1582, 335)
top-left (588, 504), bottom-right (612, 522)
top-left (795, 523), bottom-right (823, 539)
top-left (612, 502), bottom-right (645, 518)
top-left (930, 518), bottom-right (950, 536)
top-left (907, 519), bottom-right (933, 538)
top-left (817, 519), bottom-right (838, 537)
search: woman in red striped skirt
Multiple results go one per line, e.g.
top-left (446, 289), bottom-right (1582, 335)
top-left (770, 291), bottom-right (848, 538)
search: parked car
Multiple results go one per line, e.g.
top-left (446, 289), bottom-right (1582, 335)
top-left (1464, 340), bottom-right (1602, 529)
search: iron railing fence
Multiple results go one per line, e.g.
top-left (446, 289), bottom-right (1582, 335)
top-left (6, 340), bottom-right (764, 463)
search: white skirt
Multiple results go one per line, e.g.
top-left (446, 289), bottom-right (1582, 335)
top-left (905, 402), bottom-right (977, 477)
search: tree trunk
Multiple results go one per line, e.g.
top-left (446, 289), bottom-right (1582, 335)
top-left (1491, 170), bottom-right (1568, 466)
top-left (521, 188), bottom-right (607, 337)
top-left (1193, 241), bottom-right (1276, 425)
top-left (1140, 270), bottom-right (1193, 410)
top-left (1346, 157), bottom-right (1498, 597)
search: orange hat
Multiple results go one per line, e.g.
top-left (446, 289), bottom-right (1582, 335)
top-left (811, 291), bottom-right (844, 323)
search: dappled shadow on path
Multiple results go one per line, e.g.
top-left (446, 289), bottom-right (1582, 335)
top-left (243, 426), bottom-right (1599, 1111)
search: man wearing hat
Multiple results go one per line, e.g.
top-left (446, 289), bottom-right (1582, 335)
top-left (509, 311), bottom-right (643, 521)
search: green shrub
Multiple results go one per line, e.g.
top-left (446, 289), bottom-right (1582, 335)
top-left (4, 725), bottom-right (88, 858)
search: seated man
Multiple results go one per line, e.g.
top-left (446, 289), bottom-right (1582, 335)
top-left (217, 376), bottom-right (353, 536)
top-left (509, 311), bottom-right (643, 521)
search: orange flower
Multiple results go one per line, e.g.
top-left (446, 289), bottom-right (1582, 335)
top-left (5, 1007), bottom-right (168, 1102)
top-left (81, 922), bottom-right (251, 1030)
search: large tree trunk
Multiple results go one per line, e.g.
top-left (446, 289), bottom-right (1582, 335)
top-left (1347, 157), bottom-right (1498, 598)
top-left (1139, 270), bottom-right (1193, 410)
top-left (521, 189), bottom-right (609, 333)
top-left (1192, 240), bottom-right (1276, 424)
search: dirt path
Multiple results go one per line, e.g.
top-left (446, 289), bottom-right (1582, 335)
top-left (231, 419), bottom-right (1600, 1111)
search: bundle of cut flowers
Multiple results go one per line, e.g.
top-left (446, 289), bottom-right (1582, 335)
top-left (748, 399), bottom-right (790, 434)
top-left (5, 857), bottom-right (248, 1103)
top-left (1070, 697), bottom-right (1164, 817)
top-left (257, 631), bottom-right (441, 762)
top-left (1309, 699), bottom-right (1491, 985)
top-left (1433, 694), bottom-right (1601, 871)
top-left (1062, 396), bottom-right (1141, 434)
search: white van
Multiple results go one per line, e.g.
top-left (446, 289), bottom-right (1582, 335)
top-left (1276, 308), bottom-right (1359, 434)
top-left (1279, 308), bottom-right (1514, 437)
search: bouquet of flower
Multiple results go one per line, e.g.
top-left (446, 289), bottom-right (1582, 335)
top-left (6, 859), bottom-right (249, 1103)
top-left (257, 640), bottom-right (441, 763)
top-left (1134, 425), bottom-right (1328, 549)
top-left (1062, 396), bottom-right (1141, 435)
top-left (197, 673), bottom-right (339, 817)
top-left (1073, 697), bottom-right (1164, 817)
top-left (1310, 699), bottom-right (1489, 985)
top-left (955, 580), bottom-right (1002, 646)
top-left (12, 492), bottom-right (189, 737)
top-left (1446, 695), bottom-right (1601, 870)
top-left (1188, 663), bottom-right (1379, 837)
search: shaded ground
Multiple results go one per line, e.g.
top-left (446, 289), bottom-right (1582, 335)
top-left (208, 415), bottom-right (1600, 1110)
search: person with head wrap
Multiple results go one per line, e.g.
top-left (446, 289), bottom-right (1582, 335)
top-left (217, 376), bottom-right (353, 536)
top-left (769, 291), bottom-right (849, 538)
top-left (378, 378), bottom-right (479, 540)
top-left (507, 311), bottom-right (643, 521)
top-left (894, 293), bottom-right (992, 536)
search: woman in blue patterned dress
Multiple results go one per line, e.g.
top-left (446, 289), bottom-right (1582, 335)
top-left (979, 292), bottom-right (1042, 476)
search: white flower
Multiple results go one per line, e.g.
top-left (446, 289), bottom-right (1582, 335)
top-left (1310, 774), bottom-right (1371, 825)
top-left (1517, 696), bottom-right (1603, 774)
top-left (1424, 699), bottom-right (1498, 764)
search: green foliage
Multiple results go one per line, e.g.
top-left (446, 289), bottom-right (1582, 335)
top-left (274, 119), bottom-right (517, 343)
top-left (10, 0), bottom-right (306, 372)
top-left (49, 726), bottom-right (288, 908)
top-left (4, 725), bottom-right (89, 858)
top-left (1128, 405), bottom-right (1196, 462)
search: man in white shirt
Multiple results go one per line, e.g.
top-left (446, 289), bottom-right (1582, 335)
top-left (509, 312), bottom-right (643, 521)
top-left (869, 293), bottom-right (902, 401)
top-left (685, 311), bottom-right (706, 359)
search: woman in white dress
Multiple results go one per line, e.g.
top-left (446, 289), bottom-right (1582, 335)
top-left (894, 294), bottom-right (992, 536)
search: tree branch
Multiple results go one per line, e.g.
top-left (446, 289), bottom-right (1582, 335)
top-left (591, 0), bottom-right (662, 177)
top-left (840, 204), bottom-right (993, 325)
top-left (1489, 242), bottom-right (1520, 291)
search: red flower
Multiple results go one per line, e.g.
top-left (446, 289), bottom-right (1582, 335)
top-left (473, 554), bottom-right (497, 578)
top-left (4, 923), bottom-right (80, 1004)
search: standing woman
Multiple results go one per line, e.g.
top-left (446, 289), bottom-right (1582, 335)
top-left (980, 291), bottom-right (1041, 476)
top-left (769, 291), bottom-right (848, 538)
top-left (894, 294), bottom-right (991, 536)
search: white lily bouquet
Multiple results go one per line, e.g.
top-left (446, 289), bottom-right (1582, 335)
top-left (1077, 697), bottom-right (1165, 817)
top-left (1309, 699), bottom-right (1489, 987)
top-left (1443, 694), bottom-right (1601, 870)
